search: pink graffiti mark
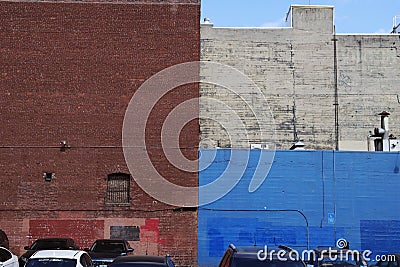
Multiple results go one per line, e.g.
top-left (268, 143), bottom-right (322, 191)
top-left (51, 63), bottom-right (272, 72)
top-left (140, 218), bottom-right (165, 245)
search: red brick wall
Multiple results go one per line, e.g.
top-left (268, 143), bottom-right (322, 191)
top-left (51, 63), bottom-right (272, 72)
top-left (0, 1), bottom-right (199, 266)
top-left (28, 219), bottom-right (105, 246)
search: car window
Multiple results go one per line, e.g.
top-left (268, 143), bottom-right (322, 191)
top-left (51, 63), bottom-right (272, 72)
top-left (0, 231), bottom-right (8, 241)
top-left (84, 254), bottom-right (93, 267)
top-left (80, 254), bottom-right (93, 267)
top-left (319, 257), bottom-right (358, 266)
top-left (92, 242), bottom-right (125, 253)
top-left (80, 254), bottom-right (86, 267)
top-left (0, 247), bottom-right (12, 262)
top-left (31, 241), bottom-right (68, 250)
top-left (166, 258), bottom-right (175, 267)
top-left (26, 259), bottom-right (77, 267)
top-left (0, 230), bottom-right (9, 249)
top-left (68, 240), bottom-right (78, 249)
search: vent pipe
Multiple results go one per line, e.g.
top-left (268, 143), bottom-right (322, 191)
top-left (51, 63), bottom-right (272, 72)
top-left (373, 111), bottom-right (390, 151)
top-left (380, 111), bottom-right (390, 135)
top-left (369, 111), bottom-right (400, 152)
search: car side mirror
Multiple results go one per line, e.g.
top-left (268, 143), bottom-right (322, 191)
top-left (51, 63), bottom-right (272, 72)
top-left (84, 248), bottom-right (90, 252)
top-left (24, 246), bottom-right (31, 250)
top-left (128, 248), bottom-right (134, 252)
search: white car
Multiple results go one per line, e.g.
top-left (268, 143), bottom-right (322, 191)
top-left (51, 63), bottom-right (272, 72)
top-left (25, 250), bottom-right (93, 267)
top-left (0, 247), bottom-right (19, 267)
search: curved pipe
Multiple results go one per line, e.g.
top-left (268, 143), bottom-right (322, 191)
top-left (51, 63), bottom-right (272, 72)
top-left (199, 208), bottom-right (310, 250)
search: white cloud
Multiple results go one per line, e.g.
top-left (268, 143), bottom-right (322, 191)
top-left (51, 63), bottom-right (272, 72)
top-left (260, 16), bottom-right (286, 28)
top-left (374, 28), bottom-right (389, 34)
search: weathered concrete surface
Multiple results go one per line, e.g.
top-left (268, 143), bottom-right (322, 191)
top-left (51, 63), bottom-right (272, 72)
top-left (200, 5), bottom-right (400, 150)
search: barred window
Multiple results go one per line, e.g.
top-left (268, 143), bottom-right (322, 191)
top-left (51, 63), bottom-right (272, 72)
top-left (106, 173), bottom-right (130, 205)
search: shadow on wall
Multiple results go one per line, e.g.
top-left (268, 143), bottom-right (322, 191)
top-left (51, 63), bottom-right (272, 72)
top-left (198, 149), bottom-right (400, 266)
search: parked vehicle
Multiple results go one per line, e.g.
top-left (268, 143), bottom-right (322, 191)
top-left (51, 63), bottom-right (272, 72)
top-left (84, 240), bottom-right (133, 267)
top-left (307, 247), bottom-right (368, 267)
top-left (110, 255), bottom-right (175, 267)
top-left (19, 238), bottom-right (79, 267)
top-left (0, 246), bottom-right (18, 267)
top-left (25, 250), bottom-right (93, 267)
top-left (0, 229), bottom-right (9, 249)
top-left (218, 243), bottom-right (306, 267)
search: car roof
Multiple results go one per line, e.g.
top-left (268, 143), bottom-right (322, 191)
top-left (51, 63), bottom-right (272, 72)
top-left (0, 246), bottom-right (13, 253)
top-left (113, 255), bottom-right (167, 263)
top-left (30, 250), bottom-right (84, 259)
top-left (233, 246), bottom-right (267, 253)
top-left (228, 244), bottom-right (304, 262)
top-left (91, 239), bottom-right (129, 247)
top-left (34, 238), bottom-right (73, 242)
top-left (94, 239), bottom-right (127, 243)
top-left (230, 245), bottom-right (294, 254)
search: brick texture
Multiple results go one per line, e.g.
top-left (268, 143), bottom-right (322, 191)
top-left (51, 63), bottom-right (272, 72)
top-left (0, 1), bottom-right (199, 266)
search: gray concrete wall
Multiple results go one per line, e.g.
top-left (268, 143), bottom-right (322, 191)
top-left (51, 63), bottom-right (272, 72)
top-left (200, 5), bottom-right (400, 150)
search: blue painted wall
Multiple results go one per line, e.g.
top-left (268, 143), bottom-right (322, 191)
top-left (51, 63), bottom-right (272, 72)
top-left (198, 150), bottom-right (400, 267)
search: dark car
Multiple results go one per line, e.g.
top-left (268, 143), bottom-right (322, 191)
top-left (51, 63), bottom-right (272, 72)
top-left (85, 239), bottom-right (134, 267)
top-left (19, 238), bottom-right (79, 267)
top-left (110, 255), bottom-right (175, 267)
top-left (0, 229), bottom-right (9, 249)
top-left (307, 247), bottom-right (367, 267)
top-left (218, 244), bottom-right (306, 267)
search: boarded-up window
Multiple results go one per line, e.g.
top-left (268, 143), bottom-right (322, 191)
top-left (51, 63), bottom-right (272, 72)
top-left (106, 173), bottom-right (130, 205)
top-left (110, 226), bottom-right (140, 241)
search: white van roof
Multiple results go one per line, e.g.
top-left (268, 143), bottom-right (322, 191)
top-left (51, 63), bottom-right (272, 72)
top-left (30, 250), bottom-right (84, 259)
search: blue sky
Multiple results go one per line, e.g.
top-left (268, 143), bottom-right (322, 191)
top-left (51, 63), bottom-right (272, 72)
top-left (201, 0), bottom-right (400, 33)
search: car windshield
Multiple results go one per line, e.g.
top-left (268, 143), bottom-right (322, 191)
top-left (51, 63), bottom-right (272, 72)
top-left (91, 242), bottom-right (125, 253)
top-left (0, 248), bottom-right (12, 262)
top-left (31, 241), bottom-right (68, 250)
top-left (26, 259), bottom-right (77, 267)
top-left (231, 258), bottom-right (305, 267)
